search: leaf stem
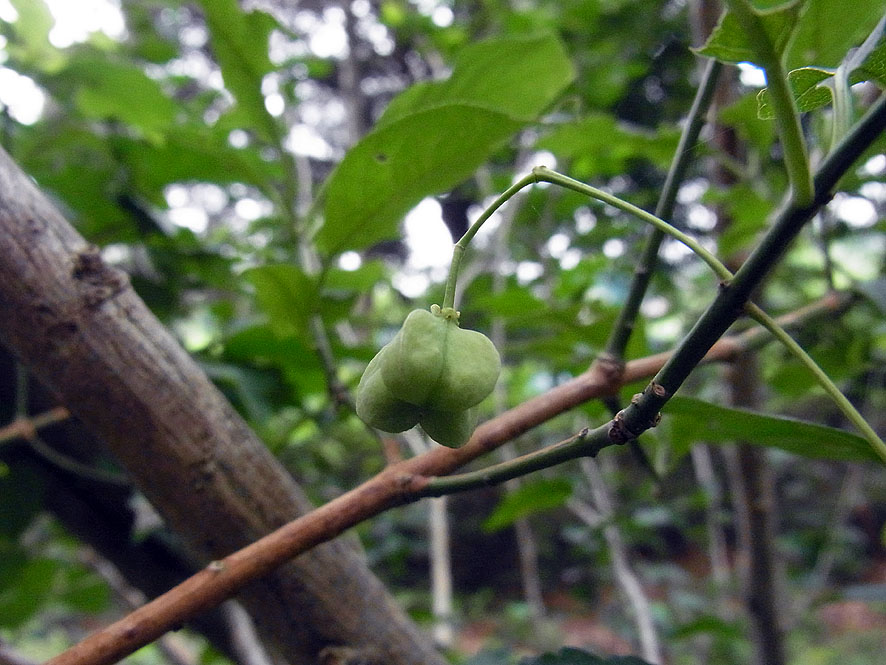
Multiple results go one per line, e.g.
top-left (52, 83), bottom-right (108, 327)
top-left (725, 0), bottom-right (813, 206)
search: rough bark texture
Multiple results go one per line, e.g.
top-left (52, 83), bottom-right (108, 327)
top-left (0, 145), bottom-right (444, 665)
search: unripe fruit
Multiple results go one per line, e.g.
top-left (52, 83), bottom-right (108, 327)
top-left (355, 305), bottom-right (501, 447)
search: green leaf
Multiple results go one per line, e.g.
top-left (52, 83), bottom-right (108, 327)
top-left (378, 33), bottom-right (574, 126)
top-left (243, 264), bottom-right (317, 340)
top-left (0, 557), bottom-right (57, 628)
top-left (757, 67), bottom-right (834, 119)
top-left (68, 57), bottom-right (176, 134)
top-left (665, 396), bottom-right (881, 462)
top-left (316, 33), bottom-right (574, 254)
top-left (319, 105), bottom-right (522, 253)
top-left (693, 2), bottom-right (802, 65)
top-left (784, 0), bottom-right (886, 69)
top-left (520, 647), bottom-right (653, 665)
top-left (483, 478), bottom-right (573, 533)
top-left (198, 0), bottom-right (280, 142)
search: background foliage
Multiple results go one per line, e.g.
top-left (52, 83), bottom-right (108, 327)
top-left (1, 1), bottom-right (886, 664)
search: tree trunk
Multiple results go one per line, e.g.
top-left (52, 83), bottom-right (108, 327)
top-left (0, 145), bottom-right (444, 665)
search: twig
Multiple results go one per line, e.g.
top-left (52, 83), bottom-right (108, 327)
top-left (604, 57), bottom-right (723, 360)
top-left (0, 406), bottom-right (70, 444)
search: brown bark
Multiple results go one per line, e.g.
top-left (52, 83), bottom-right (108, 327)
top-left (0, 145), bottom-right (444, 665)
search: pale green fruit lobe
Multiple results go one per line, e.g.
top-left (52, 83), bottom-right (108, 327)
top-left (382, 306), bottom-right (501, 412)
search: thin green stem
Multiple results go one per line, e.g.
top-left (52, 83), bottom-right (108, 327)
top-left (725, 0), bottom-right (813, 206)
top-left (419, 425), bottom-right (612, 497)
top-left (745, 303), bottom-right (886, 464)
top-left (532, 167), bottom-right (733, 281)
top-left (605, 58), bottom-right (723, 359)
top-left (442, 172), bottom-right (539, 309)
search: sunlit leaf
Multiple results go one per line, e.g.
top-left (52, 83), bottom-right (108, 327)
top-left (199, 0), bottom-right (280, 142)
top-left (316, 33), bottom-right (574, 254)
top-left (378, 33), bottom-right (574, 126)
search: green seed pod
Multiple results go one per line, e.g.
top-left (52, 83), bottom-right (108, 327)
top-left (419, 407), bottom-right (478, 448)
top-left (381, 305), bottom-right (501, 412)
top-left (355, 347), bottom-right (422, 432)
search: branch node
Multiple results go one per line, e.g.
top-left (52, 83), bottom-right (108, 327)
top-left (72, 245), bottom-right (130, 308)
top-left (608, 410), bottom-right (638, 444)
